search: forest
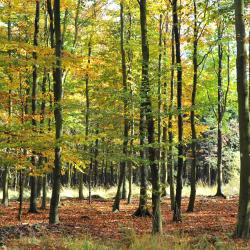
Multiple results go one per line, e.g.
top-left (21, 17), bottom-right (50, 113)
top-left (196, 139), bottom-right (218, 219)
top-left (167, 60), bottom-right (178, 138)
top-left (0, 0), bottom-right (249, 249)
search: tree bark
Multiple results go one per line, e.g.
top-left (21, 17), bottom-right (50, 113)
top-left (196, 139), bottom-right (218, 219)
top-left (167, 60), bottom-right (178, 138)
top-left (215, 1), bottom-right (225, 198)
top-left (29, 0), bottom-right (40, 214)
top-left (139, 0), bottom-right (162, 234)
top-left (2, 166), bottom-right (9, 207)
top-left (78, 171), bottom-right (84, 199)
top-left (49, 0), bottom-right (63, 224)
top-left (18, 170), bottom-right (23, 221)
top-left (29, 175), bottom-right (38, 213)
top-left (157, 14), bottom-right (163, 197)
top-left (80, 39), bottom-right (92, 199)
top-left (187, 0), bottom-right (198, 212)
top-left (168, 27), bottom-right (175, 211)
top-left (172, 0), bottom-right (184, 222)
top-left (113, 0), bottom-right (128, 211)
top-left (41, 175), bottom-right (47, 209)
top-left (234, 0), bottom-right (250, 238)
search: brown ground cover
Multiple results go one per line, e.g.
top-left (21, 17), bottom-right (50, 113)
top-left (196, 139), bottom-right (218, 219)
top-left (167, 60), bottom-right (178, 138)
top-left (0, 196), bottom-right (247, 248)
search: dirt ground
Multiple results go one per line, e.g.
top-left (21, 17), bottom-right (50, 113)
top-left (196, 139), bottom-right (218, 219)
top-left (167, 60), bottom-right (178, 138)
top-left (0, 196), bottom-right (247, 248)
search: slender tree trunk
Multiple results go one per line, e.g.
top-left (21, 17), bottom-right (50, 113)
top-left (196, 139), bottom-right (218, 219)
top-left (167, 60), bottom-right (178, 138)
top-left (110, 163), bottom-right (114, 186)
top-left (168, 27), bottom-right (175, 211)
top-left (49, 0), bottom-right (63, 224)
top-left (40, 63), bottom-right (47, 210)
top-left (139, 0), bottom-right (162, 234)
top-left (234, 0), bottom-right (250, 238)
top-left (81, 39), bottom-right (92, 199)
top-left (187, 0), bottom-right (198, 212)
top-left (161, 18), bottom-right (169, 198)
top-left (41, 175), bottom-right (47, 209)
top-left (173, 0), bottom-right (184, 222)
top-left (215, 6), bottom-right (225, 197)
top-left (18, 170), bottom-right (23, 221)
top-left (127, 9), bottom-right (133, 205)
top-left (29, 0), bottom-right (40, 214)
top-left (161, 19), bottom-right (168, 198)
top-left (2, 166), bottom-right (9, 207)
top-left (113, 0), bottom-right (128, 211)
top-left (157, 14), bottom-right (164, 197)
top-left (79, 171), bottom-right (84, 199)
top-left (88, 158), bottom-right (93, 204)
top-left (127, 161), bottom-right (133, 204)
top-left (93, 136), bottom-right (99, 187)
top-left (3, 15), bottom-right (12, 208)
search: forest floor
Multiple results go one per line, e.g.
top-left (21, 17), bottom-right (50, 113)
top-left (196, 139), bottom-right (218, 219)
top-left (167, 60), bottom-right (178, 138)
top-left (0, 195), bottom-right (249, 249)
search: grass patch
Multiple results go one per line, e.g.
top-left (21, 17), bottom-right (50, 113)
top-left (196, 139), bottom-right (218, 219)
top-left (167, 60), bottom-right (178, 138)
top-left (7, 233), bottom-right (246, 250)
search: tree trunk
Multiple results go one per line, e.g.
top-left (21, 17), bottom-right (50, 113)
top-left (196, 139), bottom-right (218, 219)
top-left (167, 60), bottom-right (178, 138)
top-left (83, 39), bottom-right (92, 198)
top-left (161, 18), bottom-right (168, 198)
top-left (215, 6), bottom-right (225, 197)
top-left (234, 0), bottom-right (250, 238)
top-left (172, 0), bottom-right (184, 222)
top-left (18, 170), bottom-right (24, 221)
top-left (29, 176), bottom-right (38, 213)
top-left (29, 0), bottom-right (40, 214)
top-left (41, 175), bottom-right (47, 209)
top-left (113, 0), bottom-right (128, 211)
top-left (2, 166), bottom-right (9, 207)
top-left (127, 161), bottom-right (133, 204)
top-left (49, 0), bottom-right (63, 224)
top-left (187, 0), bottom-right (198, 212)
top-left (122, 172), bottom-right (127, 199)
top-left (139, 0), bottom-right (162, 234)
top-left (93, 136), bottom-right (99, 187)
top-left (127, 9), bottom-right (133, 205)
top-left (37, 176), bottom-right (42, 198)
top-left (88, 158), bottom-right (93, 204)
top-left (168, 27), bottom-right (175, 211)
top-left (79, 171), bottom-right (84, 199)
top-left (3, 10), bottom-right (12, 208)
top-left (157, 14), bottom-right (163, 197)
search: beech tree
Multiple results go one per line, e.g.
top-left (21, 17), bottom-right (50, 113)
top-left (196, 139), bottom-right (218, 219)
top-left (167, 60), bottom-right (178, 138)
top-left (234, 0), bottom-right (250, 238)
top-left (49, 0), bottom-right (63, 224)
top-left (139, 0), bottom-right (162, 234)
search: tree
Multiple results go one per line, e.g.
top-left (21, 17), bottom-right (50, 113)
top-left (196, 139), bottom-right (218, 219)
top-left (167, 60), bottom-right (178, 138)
top-left (234, 0), bottom-right (250, 238)
top-left (113, 0), bottom-right (128, 212)
top-left (49, 0), bottom-right (63, 224)
top-left (168, 26), bottom-right (175, 211)
top-left (187, 0), bottom-right (210, 212)
top-left (29, 0), bottom-right (40, 214)
top-left (172, 0), bottom-right (184, 222)
top-left (139, 0), bottom-right (162, 234)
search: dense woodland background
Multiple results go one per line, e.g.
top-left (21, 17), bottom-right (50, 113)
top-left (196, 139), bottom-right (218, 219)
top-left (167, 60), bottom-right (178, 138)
top-left (0, 0), bottom-right (249, 248)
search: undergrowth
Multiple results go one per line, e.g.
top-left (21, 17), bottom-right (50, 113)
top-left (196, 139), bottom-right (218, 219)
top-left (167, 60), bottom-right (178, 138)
top-left (9, 232), bottom-right (247, 250)
top-left (6, 179), bottom-right (239, 202)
